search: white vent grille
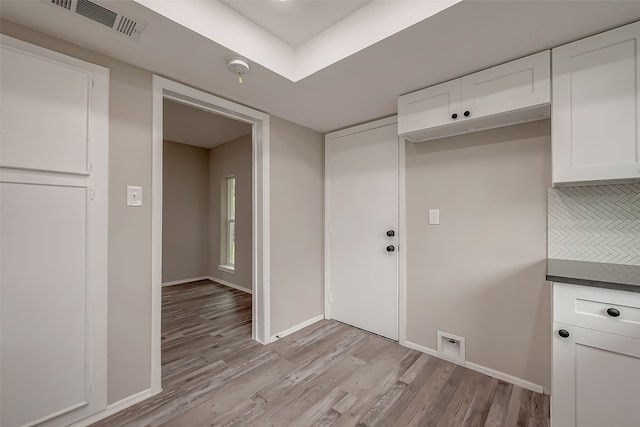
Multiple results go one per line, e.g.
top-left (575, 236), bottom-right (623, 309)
top-left (42, 0), bottom-right (147, 41)
top-left (51, 0), bottom-right (72, 11)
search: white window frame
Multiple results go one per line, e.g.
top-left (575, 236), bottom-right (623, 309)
top-left (220, 175), bottom-right (236, 272)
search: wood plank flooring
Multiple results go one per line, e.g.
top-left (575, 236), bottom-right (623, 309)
top-left (91, 280), bottom-right (549, 426)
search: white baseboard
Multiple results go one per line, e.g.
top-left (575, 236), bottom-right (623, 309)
top-left (271, 314), bottom-right (324, 342)
top-left (207, 276), bottom-right (252, 294)
top-left (403, 340), bottom-right (544, 394)
top-left (71, 388), bottom-right (157, 426)
top-left (162, 276), bottom-right (209, 287)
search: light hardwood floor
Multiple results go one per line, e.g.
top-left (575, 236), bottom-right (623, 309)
top-left (91, 280), bottom-right (549, 426)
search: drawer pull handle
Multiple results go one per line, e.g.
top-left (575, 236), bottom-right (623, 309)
top-left (558, 329), bottom-right (570, 338)
top-left (606, 308), bottom-right (621, 317)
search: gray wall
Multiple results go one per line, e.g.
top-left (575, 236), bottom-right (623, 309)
top-left (162, 141), bottom-right (210, 283)
top-left (1, 20), bottom-right (153, 403)
top-left (209, 135), bottom-right (252, 291)
top-left (406, 120), bottom-right (552, 391)
top-left (270, 116), bottom-right (325, 335)
top-left (548, 183), bottom-right (640, 265)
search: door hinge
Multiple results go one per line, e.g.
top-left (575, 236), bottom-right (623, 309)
top-left (89, 188), bottom-right (96, 200)
top-left (89, 384), bottom-right (92, 398)
top-left (89, 162), bottom-right (93, 173)
top-left (92, 80), bottom-right (95, 88)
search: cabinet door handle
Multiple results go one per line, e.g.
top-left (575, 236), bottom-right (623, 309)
top-left (606, 308), bottom-right (621, 317)
top-left (386, 245), bottom-right (395, 253)
top-left (558, 329), bottom-right (570, 338)
top-left (451, 113), bottom-right (458, 120)
top-left (463, 110), bottom-right (471, 117)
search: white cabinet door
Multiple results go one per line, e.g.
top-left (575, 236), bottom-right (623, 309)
top-left (0, 36), bottom-right (108, 427)
top-left (462, 50), bottom-right (550, 120)
top-left (552, 323), bottom-right (640, 427)
top-left (552, 21), bottom-right (640, 184)
top-left (398, 51), bottom-right (550, 142)
top-left (398, 79), bottom-right (461, 135)
top-left (327, 120), bottom-right (399, 340)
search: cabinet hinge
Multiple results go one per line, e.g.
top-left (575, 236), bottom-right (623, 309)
top-left (89, 188), bottom-right (96, 201)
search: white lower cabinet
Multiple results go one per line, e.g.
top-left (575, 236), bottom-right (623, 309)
top-left (552, 283), bottom-right (640, 427)
top-left (552, 323), bottom-right (640, 427)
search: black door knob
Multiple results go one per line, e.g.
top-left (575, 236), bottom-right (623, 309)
top-left (451, 113), bottom-right (458, 119)
top-left (607, 308), bottom-right (621, 317)
top-left (463, 110), bottom-right (470, 117)
top-left (386, 230), bottom-right (395, 237)
top-left (558, 329), bottom-right (570, 338)
top-left (386, 245), bottom-right (395, 253)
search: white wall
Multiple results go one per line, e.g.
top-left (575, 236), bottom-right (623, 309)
top-left (162, 140), bottom-right (210, 283)
top-left (270, 116), bottom-right (325, 334)
top-left (405, 120), bottom-right (552, 391)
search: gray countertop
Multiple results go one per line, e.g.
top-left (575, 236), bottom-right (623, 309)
top-left (547, 259), bottom-right (640, 293)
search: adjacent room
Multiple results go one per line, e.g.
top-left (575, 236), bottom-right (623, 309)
top-left (160, 99), bottom-right (257, 403)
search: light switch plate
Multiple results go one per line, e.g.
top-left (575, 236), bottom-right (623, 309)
top-left (127, 186), bottom-right (142, 207)
top-left (429, 208), bottom-right (440, 225)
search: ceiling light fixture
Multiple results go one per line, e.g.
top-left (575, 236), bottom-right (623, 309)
top-left (227, 58), bottom-right (250, 84)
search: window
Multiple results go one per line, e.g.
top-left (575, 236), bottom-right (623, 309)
top-left (220, 176), bottom-right (235, 271)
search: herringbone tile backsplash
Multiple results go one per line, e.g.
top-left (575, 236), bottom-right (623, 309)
top-left (548, 184), bottom-right (640, 265)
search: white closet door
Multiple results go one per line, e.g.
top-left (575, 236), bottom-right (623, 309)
top-left (327, 121), bottom-right (399, 340)
top-left (0, 35), bottom-right (108, 427)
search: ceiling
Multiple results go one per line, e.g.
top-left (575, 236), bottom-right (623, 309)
top-left (163, 100), bottom-right (252, 149)
top-left (220, 0), bottom-right (371, 48)
top-left (1, 1), bottom-right (640, 134)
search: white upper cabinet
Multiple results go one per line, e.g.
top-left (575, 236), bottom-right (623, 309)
top-left (398, 51), bottom-right (550, 142)
top-left (552, 21), bottom-right (640, 185)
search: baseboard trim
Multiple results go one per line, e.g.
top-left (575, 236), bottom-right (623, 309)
top-left (271, 314), bottom-right (324, 342)
top-left (162, 276), bottom-right (209, 287)
top-left (403, 340), bottom-right (544, 394)
top-left (71, 388), bottom-right (157, 426)
top-left (207, 276), bottom-right (252, 294)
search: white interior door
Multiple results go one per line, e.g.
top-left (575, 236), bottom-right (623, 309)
top-left (0, 35), bottom-right (108, 427)
top-left (327, 120), bottom-right (399, 340)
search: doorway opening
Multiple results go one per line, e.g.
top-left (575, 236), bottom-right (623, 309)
top-left (151, 76), bottom-right (271, 395)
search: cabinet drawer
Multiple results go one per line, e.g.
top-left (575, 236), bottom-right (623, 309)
top-left (554, 283), bottom-right (640, 339)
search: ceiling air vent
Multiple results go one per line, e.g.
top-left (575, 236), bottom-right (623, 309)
top-left (43, 0), bottom-right (147, 41)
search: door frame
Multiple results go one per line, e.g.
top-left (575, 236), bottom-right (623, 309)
top-left (323, 115), bottom-right (406, 343)
top-left (151, 76), bottom-right (271, 395)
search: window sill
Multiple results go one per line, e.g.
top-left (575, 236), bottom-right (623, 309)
top-left (218, 265), bottom-right (235, 274)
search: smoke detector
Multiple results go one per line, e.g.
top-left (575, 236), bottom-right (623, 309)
top-left (227, 58), bottom-right (250, 84)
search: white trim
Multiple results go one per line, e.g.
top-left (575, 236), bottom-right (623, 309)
top-left (271, 314), bottom-right (325, 341)
top-left (398, 136), bottom-right (407, 345)
top-left (404, 340), bottom-right (545, 394)
top-left (161, 276), bottom-right (209, 287)
top-left (218, 265), bottom-right (235, 274)
top-left (208, 276), bottom-right (252, 294)
top-left (324, 130), bottom-right (331, 320)
top-left (69, 388), bottom-right (154, 427)
top-left (324, 115), bottom-right (400, 331)
top-left (151, 77), bottom-right (271, 401)
top-left (326, 115), bottom-right (398, 140)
